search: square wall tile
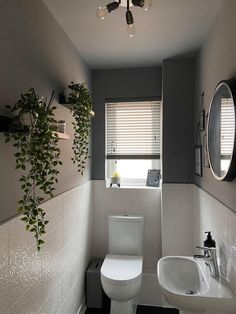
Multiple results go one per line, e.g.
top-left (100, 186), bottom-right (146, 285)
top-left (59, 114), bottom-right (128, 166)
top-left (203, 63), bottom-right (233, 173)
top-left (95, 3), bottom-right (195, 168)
top-left (62, 277), bottom-right (84, 314)
top-left (63, 182), bottom-right (92, 221)
top-left (63, 210), bottom-right (80, 246)
top-left (0, 222), bottom-right (10, 313)
top-left (8, 218), bottom-right (41, 303)
top-left (212, 197), bottom-right (229, 245)
top-left (41, 224), bottom-right (62, 270)
top-left (40, 227), bottom-right (63, 301)
top-left (62, 253), bottom-right (86, 304)
top-left (229, 210), bottom-right (236, 256)
top-left (8, 284), bottom-right (43, 314)
top-left (228, 250), bottom-right (236, 294)
top-left (213, 231), bottom-right (229, 278)
top-left (39, 280), bottom-right (63, 314)
top-left (162, 184), bottom-right (194, 207)
top-left (104, 187), bottom-right (135, 214)
top-left (162, 205), bottom-right (194, 256)
top-left (41, 194), bottom-right (63, 233)
top-left (62, 235), bottom-right (79, 274)
top-left (198, 188), bottom-right (212, 226)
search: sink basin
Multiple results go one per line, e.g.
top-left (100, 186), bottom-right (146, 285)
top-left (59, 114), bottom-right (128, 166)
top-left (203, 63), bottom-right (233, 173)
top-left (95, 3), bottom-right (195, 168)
top-left (157, 256), bottom-right (236, 313)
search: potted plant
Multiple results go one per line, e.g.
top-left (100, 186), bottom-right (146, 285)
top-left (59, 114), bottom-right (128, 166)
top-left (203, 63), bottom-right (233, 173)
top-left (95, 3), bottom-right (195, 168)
top-left (4, 88), bottom-right (62, 251)
top-left (67, 82), bottom-right (94, 175)
top-left (110, 172), bottom-right (121, 187)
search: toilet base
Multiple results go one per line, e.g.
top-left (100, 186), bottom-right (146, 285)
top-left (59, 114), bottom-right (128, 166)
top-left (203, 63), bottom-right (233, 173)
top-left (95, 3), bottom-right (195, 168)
top-left (110, 299), bottom-right (137, 314)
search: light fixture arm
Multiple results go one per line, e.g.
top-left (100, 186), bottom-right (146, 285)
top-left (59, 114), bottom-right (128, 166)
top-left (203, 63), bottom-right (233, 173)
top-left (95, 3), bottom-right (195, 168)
top-left (132, 0), bottom-right (144, 7)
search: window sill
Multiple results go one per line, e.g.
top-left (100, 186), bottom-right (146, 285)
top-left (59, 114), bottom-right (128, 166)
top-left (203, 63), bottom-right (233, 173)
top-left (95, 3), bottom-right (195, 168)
top-left (107, 185), bottom-right (161, 190)
top-left (105, 181), bottom-right (161, 190)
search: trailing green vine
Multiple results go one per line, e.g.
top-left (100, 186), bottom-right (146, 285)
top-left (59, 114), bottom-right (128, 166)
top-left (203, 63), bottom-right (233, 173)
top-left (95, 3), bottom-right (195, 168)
top-left (68, 82), bottom-right (93, 175)
top-left (4, 88), bottom-right (62, 251)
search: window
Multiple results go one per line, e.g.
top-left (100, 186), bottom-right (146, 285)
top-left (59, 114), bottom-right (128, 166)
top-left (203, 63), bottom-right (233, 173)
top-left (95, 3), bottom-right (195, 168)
top-left (105, 101), bottom-right (161, 187)
top-left (220, 97), bottom-right (235, 173)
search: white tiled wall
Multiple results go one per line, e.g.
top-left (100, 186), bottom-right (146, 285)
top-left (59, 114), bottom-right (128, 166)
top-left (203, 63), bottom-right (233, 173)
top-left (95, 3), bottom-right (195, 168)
top-left (6, 181), bottom-right (234, 313)
top-left (162, 184), bottom-right (194, 257)
top-left (193, 185), bottom-right (236, 295)
top-left (92, 180), bottom-right (162, 306)
top-left (0, 181), bottom-right (93, 314)
top-left (92, 181), bottom-right (162, 269)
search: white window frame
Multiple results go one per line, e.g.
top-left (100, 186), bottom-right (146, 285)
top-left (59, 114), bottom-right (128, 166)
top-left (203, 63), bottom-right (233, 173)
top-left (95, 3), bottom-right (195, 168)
top-left (105, 99), bottom-right (162, 187)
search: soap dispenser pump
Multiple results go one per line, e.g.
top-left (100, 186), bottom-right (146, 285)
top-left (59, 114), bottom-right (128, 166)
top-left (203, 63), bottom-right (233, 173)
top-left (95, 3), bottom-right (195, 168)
top-left (204, 231), bottom-right (216, 248)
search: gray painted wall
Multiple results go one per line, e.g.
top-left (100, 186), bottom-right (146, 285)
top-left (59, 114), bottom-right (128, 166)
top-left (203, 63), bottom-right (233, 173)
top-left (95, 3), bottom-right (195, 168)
top-left (0, 0), bottom-right (91, 222)
top-left (195, 0), bottom-right (236, 212)
top-left (91, 67), bottom-right (162, 179)
top-left (162, 57), bottom-right (195, 183)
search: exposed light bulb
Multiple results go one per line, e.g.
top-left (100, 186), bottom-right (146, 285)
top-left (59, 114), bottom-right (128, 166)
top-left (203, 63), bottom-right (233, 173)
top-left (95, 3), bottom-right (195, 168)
top-left (107, 1), bottom-right (120, 13)
top-left (127, 24), bottom-right (136, 38)
top-left (96, 6), bottom-right (108, 20)
top-left (132, 0), bottom-right (145, 7)
top-left (143, 0), bottom-right (152, 11)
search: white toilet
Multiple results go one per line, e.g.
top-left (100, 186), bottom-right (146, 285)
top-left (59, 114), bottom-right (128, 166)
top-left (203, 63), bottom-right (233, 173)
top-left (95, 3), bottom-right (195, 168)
top-left (101, 215), bottom-right (144, 314)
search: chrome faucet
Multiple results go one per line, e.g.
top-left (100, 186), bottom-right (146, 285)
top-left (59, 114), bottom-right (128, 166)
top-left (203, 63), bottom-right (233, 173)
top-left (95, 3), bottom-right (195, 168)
top-left (193, 246), bottom-right (220, 278)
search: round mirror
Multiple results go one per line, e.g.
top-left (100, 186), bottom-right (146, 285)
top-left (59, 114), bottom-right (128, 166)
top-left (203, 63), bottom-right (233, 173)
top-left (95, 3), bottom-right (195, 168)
top-left (207, 80), bottom-right (236, 181)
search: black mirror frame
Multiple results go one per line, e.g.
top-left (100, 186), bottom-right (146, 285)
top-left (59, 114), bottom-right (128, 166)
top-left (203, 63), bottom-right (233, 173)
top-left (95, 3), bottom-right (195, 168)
top-left (207, 79), bottom-right (236, 181)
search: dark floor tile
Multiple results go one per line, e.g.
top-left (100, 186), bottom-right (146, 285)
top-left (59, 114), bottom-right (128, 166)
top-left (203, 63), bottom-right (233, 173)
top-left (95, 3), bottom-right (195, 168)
top-left (86, 305), bottom-right (179, 314)
top-left (85, 303), bottom-right (110, 313)
top-left (85, 308), bottom-right (109, 314)
top-left (137, 306), bottom-right (179, 313)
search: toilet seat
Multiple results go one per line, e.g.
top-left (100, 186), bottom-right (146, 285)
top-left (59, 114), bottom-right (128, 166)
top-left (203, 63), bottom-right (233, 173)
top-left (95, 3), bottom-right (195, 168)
top-left (101, 254), bottom-right (142, 285)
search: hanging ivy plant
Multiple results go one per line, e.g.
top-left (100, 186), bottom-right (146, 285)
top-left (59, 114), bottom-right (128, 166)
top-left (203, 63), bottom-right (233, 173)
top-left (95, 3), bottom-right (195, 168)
top-left (4, 88), bottom-right (62, 251)
top-left (67, 82), bottom-right (93, 175)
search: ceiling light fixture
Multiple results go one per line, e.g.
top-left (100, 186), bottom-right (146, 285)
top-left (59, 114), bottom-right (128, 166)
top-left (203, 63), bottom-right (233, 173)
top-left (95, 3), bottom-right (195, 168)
top-left (96, 0), bottom-right (152, 38)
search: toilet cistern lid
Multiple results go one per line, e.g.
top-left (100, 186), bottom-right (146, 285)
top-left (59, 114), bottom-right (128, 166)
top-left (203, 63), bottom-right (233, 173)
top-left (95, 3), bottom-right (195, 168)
top-left (101, 254), bottom-right (142, 281)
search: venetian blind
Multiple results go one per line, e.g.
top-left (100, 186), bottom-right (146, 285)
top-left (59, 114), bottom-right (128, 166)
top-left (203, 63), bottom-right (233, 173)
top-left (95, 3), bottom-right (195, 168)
top-left (221, 98), bottom-right (235, 156)
top-left (106, 101), bottom-right (161, 159)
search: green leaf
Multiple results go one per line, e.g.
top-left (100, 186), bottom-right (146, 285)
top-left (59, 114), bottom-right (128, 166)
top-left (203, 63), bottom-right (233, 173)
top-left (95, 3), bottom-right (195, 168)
top-left (3, 87), bottom-right (64, 251)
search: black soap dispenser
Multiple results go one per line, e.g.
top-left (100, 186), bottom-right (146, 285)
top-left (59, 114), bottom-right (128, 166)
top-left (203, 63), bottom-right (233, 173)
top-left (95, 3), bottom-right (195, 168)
top-left (204, 231), bottom-right (216, 248)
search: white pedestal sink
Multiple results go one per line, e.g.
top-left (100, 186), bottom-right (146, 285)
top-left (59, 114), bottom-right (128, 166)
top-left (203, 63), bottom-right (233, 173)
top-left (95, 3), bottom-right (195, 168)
top-left (157, 256), bottom-right (236, 314)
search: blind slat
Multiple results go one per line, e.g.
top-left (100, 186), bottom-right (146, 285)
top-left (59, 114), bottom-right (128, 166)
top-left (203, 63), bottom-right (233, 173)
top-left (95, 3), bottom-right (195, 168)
top-left (221, 99), bottom-right (235, 155)
top-left (106, 101), bottom-right (161, 158)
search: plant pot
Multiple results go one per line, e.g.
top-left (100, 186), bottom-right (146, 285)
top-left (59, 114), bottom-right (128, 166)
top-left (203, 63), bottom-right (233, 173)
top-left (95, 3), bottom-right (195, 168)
top-left (19, 112), bottom-right (36, 127)
top-left (111, 177), bottom-right (121, 185)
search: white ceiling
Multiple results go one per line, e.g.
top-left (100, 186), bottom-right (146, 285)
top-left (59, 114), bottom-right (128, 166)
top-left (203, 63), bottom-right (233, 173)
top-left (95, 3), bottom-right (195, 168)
top-left (42, 0), bottom-right (223, 69)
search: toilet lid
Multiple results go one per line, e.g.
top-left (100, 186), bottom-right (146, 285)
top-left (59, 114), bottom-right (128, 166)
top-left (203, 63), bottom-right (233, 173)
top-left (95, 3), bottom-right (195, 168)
top-left (101, 254), bottom-right (142, 281)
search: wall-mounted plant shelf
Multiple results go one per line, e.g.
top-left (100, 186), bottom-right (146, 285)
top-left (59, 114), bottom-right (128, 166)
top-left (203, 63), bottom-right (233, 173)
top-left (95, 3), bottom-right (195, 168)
top-left (59, 94), bottom-right (95, 117)
top-left (0, 116), bottom-right (70, 140)
top-left (54, 132), bottom-right (70, 140)
top-left (58, 94), bottom-right (74, 112)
